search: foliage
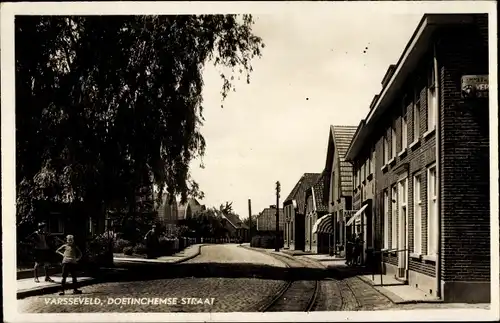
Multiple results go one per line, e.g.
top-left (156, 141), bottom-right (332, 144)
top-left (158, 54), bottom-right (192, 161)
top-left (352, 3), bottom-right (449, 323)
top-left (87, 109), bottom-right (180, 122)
top-left (133, 243), bottom-right (148, 255)
top-left (113, 238), bottom-right (132, 253)
top-left (15, 15), bottom-right (264, 225)
top-left (123, 246), bottom-right (134, 256)
top-left (250, 235), bottom-right (283, 249)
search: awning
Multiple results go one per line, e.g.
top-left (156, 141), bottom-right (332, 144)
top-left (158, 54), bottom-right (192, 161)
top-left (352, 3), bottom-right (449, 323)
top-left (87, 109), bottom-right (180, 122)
top-left (312, 214), bottom-right (334, 234)
top-left (346, 204), bottom-right (368, 226)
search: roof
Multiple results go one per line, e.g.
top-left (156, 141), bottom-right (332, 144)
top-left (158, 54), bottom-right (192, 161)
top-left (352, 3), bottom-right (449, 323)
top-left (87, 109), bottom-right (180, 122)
top-left (324, 125), bottom-right (357, 197)
top-left (284, 173), bottom-right (321, 213)
top-left (346, 14), bottom-right (479, 161)
top-left (309, 171), bottom-right (329, 213)
top-left (221, 212), bottom-right (248, 229)
top-left (177, 198), bottom-right (202, 219)
top-left (259, 207), bottom-right (284, 219)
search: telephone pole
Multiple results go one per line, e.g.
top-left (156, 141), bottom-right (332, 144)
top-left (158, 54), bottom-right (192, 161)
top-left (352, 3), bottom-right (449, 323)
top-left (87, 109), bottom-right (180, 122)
top-left (275, 181), bottom-right (281, 252)
top-left (248, 199), bottom-right (252, 242)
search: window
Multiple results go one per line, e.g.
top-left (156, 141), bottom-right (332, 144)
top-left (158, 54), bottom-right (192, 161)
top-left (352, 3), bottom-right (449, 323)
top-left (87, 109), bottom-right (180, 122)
top-left (413, 100), bottom-right (420, 142)
top-left (383, 190), bottom-right (389, 249)
top-left (427, 165), bottom-right (438, 256)
top-left (401, 106), bottom-right (408, 151)
top-left (427, 63), bottom-right (437, 132)
top-left (391, 185), bottom-right (398, 249)
top-left (369, 149), bottom-right (374, 175)
top-left (49, 214), bottom-right (64, 234)
top-left (383, 136), bottom-right (389, 165)
top-left (413, 175), bottom-right (422, 254)
top-left (391, 125), bottom-right (397, 159)
top-left (357, 168), bottom-right (361, 187)
top-left (362, 161), bottom-right (366, 181)
top-left (398, 178), bottom-right (408, 254)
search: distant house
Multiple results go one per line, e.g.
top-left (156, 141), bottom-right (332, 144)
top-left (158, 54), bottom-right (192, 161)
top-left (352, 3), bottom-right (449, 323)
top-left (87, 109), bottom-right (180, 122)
top-left (156, 193), bottom-right (179, 236)
top-left (321, 125), bottom-right (357, 256)
top-left (177, 198), bottom-right (205, 220)
top-left (220, 212), bottom-right (250, 242)
top-left (305, 171), bottom-right (330, 254)
top-left (256, 206), bottom-right (284, 233)
top-left (283, 173), bottom-right (321, 251)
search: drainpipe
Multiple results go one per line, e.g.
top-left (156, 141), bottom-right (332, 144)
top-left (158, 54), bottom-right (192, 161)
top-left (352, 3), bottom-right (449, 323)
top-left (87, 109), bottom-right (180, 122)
top-left (434, 42), bottom-right (442, 300)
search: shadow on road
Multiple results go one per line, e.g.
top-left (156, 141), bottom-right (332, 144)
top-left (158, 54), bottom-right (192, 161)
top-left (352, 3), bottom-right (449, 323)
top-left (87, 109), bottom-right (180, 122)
top-left (92, 261), bottom-right (349, 283)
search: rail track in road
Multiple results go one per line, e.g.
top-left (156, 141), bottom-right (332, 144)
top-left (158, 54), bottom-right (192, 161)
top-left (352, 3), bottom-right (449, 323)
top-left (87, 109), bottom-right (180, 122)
top-left (258, 252), bottom-right (320, 312)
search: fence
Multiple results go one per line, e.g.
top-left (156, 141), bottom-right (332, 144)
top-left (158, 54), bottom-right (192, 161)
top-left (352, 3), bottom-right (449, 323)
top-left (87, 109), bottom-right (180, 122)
top-left (368, 248), bottom-right (409, 287)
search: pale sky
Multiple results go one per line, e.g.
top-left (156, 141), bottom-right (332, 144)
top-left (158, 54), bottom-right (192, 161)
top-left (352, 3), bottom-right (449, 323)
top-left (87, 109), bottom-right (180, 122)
top-left (189, 9), bottom-right (428, 219)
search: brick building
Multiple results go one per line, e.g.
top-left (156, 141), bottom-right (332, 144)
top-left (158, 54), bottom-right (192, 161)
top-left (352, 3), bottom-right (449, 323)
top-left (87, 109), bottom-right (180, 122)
top-left (321, 125), bottom-right (358, 256)
top-left (256, 205), bottom-right (284, 232)
top-left (344, 14), bottom-right (490, 303)
top-left (304, 172), bottom-right (330, 254)
top-left (283, 173), bottom-right (321, 251)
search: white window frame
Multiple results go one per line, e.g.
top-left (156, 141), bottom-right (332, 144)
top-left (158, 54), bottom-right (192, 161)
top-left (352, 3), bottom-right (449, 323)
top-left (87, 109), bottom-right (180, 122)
top-left (391, 185), bottom-right (398, 249)
top-left (413, 175), bottom-right (422, 254)
top-left (391, 125), bottom-right (397, 159)
top-left (398, 177), bottom-right (408, 260)
top-left (427, 62), bottom-right (437, 133)
top-left (427, 164), bottom-right (438, 256)
top-left (383, 190), bottom-right (389, 249)
top-left (383, 136), bottom-right (389, 165)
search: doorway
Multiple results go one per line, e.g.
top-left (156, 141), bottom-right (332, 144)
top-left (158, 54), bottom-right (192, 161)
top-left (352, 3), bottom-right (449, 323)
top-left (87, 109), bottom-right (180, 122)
top-left (398, 177), bottom-right (409, 281)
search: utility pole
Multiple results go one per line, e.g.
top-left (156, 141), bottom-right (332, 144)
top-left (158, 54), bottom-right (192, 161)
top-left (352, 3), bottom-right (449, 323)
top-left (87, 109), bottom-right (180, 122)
top-left (248, 199), bottom-right (252, 242)
top-left (275, 181), bottom-right (281, 252)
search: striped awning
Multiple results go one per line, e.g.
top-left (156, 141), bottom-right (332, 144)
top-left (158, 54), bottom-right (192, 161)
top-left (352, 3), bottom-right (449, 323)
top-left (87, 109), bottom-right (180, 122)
top-left (346, 204), bottom-right (368, 227)
top-left (312, 214), bottom-right (333, 234)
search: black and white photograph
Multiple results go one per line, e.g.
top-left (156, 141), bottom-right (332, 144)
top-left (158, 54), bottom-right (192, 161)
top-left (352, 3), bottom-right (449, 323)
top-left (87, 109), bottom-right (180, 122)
top-left (1, 1), bottom-right (498, 322)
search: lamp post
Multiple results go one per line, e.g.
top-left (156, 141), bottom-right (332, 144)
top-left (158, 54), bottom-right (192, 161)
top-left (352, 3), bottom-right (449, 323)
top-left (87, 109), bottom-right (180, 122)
top-left (275, 181), bottom-right (281, 252)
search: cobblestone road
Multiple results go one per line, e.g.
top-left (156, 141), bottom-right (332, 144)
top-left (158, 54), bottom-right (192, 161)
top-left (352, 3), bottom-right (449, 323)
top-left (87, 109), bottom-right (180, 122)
top-left (17, 246), bottom-right (489, 313)
top-left (18, 244), bottom-right (288, 313)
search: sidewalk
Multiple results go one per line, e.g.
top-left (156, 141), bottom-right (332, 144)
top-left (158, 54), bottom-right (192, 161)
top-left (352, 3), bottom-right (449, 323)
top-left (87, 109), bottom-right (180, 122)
top-left (17, 274), bottom-right (97, 300)
top-left (301, 254), bottom-right (442, 304)
top-left (17, 245), bottom-right (203, 299)
top-left (113, 244), bottom-right (203, 264)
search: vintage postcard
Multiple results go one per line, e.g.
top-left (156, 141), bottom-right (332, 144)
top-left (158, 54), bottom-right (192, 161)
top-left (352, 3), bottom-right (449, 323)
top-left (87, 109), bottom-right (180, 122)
top-left (1, 1), bottom-right (498, 322)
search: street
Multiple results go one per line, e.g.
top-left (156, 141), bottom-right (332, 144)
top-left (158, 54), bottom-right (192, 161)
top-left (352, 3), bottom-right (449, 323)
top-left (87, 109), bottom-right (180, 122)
top-left (17, 244), bottom-right (491, 313)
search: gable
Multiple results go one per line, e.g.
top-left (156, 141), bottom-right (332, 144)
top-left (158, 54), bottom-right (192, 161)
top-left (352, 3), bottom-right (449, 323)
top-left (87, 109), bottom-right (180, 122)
top-left (325, 125), bottom-right (357, 197)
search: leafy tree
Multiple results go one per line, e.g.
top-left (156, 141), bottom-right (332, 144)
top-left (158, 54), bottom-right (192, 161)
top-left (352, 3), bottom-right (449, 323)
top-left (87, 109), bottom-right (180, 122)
top-left (15, 15), bottom-right (264, 225)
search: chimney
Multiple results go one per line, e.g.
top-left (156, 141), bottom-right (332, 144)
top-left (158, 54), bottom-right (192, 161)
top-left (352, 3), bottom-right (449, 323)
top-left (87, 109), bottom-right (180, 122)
top-left (270, 205), bottom-right (277, 209)
top-left (381, 64), bottom-right (396, 89)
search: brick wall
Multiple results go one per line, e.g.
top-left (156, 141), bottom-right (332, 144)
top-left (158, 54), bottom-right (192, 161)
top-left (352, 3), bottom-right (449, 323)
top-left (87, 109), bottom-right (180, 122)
top-left (370, 45), bottom-right (438, 278)
top-left (436, 15), bottom-right (490, 282)
top-left (257, 208), bottom-right (284, 232)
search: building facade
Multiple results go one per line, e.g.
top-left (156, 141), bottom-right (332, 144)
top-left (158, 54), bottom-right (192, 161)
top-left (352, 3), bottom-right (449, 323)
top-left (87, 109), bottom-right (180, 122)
top-left (345, 14), bottom-right (490, 303)
top-left (323, 125), bottom-right (357, 256)
top-left (256, 206), bottom-right (284, 232)
top-left (283, 173), bottom-right (321, 251)
top-left (304, 172), bottom-right (330, 254)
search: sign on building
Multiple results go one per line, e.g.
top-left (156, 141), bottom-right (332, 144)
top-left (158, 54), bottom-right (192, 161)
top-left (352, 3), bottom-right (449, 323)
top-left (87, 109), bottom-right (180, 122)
top-left (461, 75), bottom-right (488, 99)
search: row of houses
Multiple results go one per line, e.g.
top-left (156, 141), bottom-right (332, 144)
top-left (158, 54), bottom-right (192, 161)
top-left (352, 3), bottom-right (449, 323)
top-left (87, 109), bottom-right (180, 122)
top-left (260, 14), bottom-right (491, 304)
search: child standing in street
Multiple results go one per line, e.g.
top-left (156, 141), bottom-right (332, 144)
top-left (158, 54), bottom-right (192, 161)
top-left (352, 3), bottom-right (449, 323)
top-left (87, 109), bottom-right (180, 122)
top-left (56, 235), bottom-right (83, 295)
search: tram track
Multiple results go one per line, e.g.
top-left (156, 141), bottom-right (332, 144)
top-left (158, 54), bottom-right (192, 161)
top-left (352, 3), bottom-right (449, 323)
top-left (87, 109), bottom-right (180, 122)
top-left (258, 253), bottom-right (320, 312)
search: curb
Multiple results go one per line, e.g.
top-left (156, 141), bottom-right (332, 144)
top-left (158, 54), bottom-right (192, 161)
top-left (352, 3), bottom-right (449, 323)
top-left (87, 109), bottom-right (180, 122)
top-left (171, 244), bottom-right (204, 264)
top-left (17, 267), bottom-right (61, 280)
top-left (356, 272), bottom-right (443, 305)
top-left (16, 245), bottom-right (204, 300)
top-left (17, 277), bottom-right (100, 300)
top-left (113, 244), bottom-right (204, 265)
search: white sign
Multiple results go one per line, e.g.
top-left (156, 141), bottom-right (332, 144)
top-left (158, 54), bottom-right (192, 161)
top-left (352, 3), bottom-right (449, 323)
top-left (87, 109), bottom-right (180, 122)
top-left (461, 75), bottom-right (488, 98)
